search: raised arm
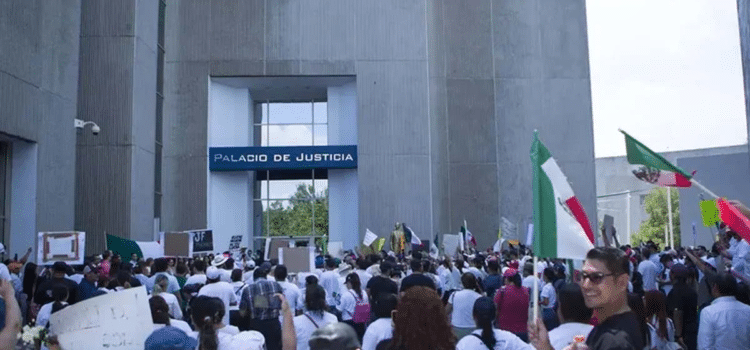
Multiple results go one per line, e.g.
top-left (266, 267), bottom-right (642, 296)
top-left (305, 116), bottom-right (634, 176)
top-left (0, 279), bottom-right (21, 349)
top-left (276, 293), bottom-right (296, 350)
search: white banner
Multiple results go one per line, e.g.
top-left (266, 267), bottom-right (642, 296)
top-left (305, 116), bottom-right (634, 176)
top-left (525, 223), bottom-right (534, 247)
top-left (501, 217), bottom-right (518, 241)
top-left (363, 229), bottom-right (378, 246)
top-left (49, 286), bottom-right (153, 350)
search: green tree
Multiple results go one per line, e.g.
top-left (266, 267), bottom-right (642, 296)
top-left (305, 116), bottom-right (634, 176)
top-left (263, 184), bottom-right (328, 237)
top-left (632, 187), bottom-right (680, 248)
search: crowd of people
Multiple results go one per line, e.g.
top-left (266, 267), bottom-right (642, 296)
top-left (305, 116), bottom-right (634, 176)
top-left (0, 223), bottom-right (748, 349)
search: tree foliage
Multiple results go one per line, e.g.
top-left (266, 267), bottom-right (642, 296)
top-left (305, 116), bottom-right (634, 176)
top-left (263, 184), bottom-right (328, 237)
top-left (632, 187), bottom-right (680, 248)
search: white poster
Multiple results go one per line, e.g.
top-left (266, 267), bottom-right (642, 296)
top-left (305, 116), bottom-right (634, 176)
top-left (443, 234), bottom-right (461, 257)
top-left (501, 217), bottom-right (518, 241)
top-left (525, 223), bottom-right (535, 247)
top-left (363, 229), bottom-right (378, 246)
top-left (37, 232), bottom-right (85, 265)
top-left (328, 241), bottom-right (343, 258)
top-left (49, 286), bottom-right (153, 350)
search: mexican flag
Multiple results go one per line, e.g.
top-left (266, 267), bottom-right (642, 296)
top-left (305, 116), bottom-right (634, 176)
top-left (531, 132), bottom-right (595, 259)
top-left (106, 234), bottom-right (164, 259)
top-left (461, 220), bottom-right (476, 247)
top-left (621, 130), bottom-right (693, 187)
top-left (717, 199), bottom-right (750, 243)
top-left (403, 224), bottom-right (421, 245)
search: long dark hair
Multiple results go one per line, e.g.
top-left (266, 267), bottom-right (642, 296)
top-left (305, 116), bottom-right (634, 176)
top-left (346, 273), bottom-right (363, 299)
top-left (644, 291), bottom-right (668, 339)
top-left (22, 263), bottom-right (38, 301)
top-left (51, 284), bottom-right (69, 316)
top-left (627, 293), bottom-right (651, 345)
top-left (305, 285), bottom-right (328, 316)
top-left (191, 296), bottom-right (223, 350)
top-left (390, 286), bottom-right (455, 350)
top-left (473, 297), bottom-right (497, 349)
top-left (149, 296), bottom-right (171, 326)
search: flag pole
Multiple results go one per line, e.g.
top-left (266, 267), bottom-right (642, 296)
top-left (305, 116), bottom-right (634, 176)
top-left (690, 179), bottom-right (719, 199)
top-left (532, 256), bottom-right (539, 323)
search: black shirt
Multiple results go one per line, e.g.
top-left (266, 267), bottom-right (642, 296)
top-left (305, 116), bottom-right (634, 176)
top-left (366, 276), bottom-right (398, 301)
top-left (666, 282), bottom-right (698, 333)
top-left (586, 311), bottom-right (645, 350)
top-left (34, 277), bottom-right (79, 305)
top-left (400, 273), bottom-right (435, 292)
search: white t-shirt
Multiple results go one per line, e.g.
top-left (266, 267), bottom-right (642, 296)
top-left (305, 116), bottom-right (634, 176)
top-left (362, 318), bottom-right (393, 350)
top-left (197, 281), bottom-right (238, 326)
top-left (220, 269), bottom-right (232, 283)
top-left (278, 281), bottom-right (302, 312)
top-left (320, 270), bottom-right (341, 306)
top-left (185, 273), bottom-right (207, 286)
top-left (189, 330), bottom-right (265, 350)
top-left (69, 274), bottom-right (84, 284)
top-left (219, 324), bottom-right (240, 336)
top-left (648, 317), bottom-right (675, 350)
top-left (548, 322), bottom-right (594, 350)
top-left (36, 301), bottom-right (68, 327)
top-left (153, 320), bottom-right (194, 337)
top-left (541, 283), bottom-right (556, 309)
top-left (0, 264), bottom-right (10, 281)
top-left (147, 272), bottom-right (181, 293)
top-left (638, 260), bottom-right (658, 291)
top-left (449, 289), bottom-right (481, 328)
top-left (293, 312), bottom-right (338, 350)
top-left (340, 289), bottom-right (368, 321)
top-left (456, 329), bottom-right (534, 350)
top-left (522, 275), bottom-right (541, 291)
top-left (155, 292), bottom-right (183, 321)
top-left (355, 269), bottom-right (373, 288)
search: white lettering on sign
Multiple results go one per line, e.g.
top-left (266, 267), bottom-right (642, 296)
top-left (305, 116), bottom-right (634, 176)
top-left (294, 153), bottom-right (355, 162)
top-left (214, 152), bottom-right (354, 164)
top-left (213, 154), bottom-right (268, 162)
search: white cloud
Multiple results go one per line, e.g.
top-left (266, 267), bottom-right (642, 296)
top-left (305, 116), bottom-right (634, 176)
top-left (586, 0), bottom-right (747, 157)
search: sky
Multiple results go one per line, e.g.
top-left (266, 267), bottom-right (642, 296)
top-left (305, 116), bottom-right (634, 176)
top-left (586, 0), bottom-right (748, 158)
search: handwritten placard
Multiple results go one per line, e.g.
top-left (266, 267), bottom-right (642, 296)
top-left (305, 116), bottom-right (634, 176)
top-left (37, 232), bottom-right (85, 265)
top-left (49, 286), bottom-right (154, 350)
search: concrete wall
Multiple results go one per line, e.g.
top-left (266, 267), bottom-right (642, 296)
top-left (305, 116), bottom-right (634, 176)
top-left (738, 0), bottom-right (750, 151)
top-left (595, 145), bottom-right (747, 245)
top-left (163, 0), bottom-right (598, 251)
top-left (75, 0), bottom-right (159, 253)
top-left (677, 152), bottom-right (750, 248)
top-left (0, 0), bottom-right (81, 259)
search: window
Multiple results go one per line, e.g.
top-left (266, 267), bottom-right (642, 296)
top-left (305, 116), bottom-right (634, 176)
top-left (253, 101), bottom-right (328, 238)
top-left (154, 0), bottom-right (166, 223)
top-left (0, 142), bottom-right (9, 246)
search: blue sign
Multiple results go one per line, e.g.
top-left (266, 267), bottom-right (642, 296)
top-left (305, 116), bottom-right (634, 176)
top-left (210, 145), bottom-right (357, 171)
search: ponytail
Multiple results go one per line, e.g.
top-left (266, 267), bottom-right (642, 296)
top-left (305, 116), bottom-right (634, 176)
top-left (191, 296), bottom-right (222, 350)
top-left (478, 315), bottom-right (496, 349)
top-left (473, 297), bottom-right (497, 350)
top-left (198, 315), bottom-right (218, 350)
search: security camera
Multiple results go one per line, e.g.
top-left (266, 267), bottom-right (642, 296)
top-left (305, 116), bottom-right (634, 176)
top-left (74, 119), bottom-right (101, 136)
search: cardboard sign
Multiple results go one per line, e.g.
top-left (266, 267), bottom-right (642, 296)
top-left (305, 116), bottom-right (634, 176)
top-left (442, 234), bottom-right (461, 257)
top-left (191, 229), bottom-right (214, 253)
top-left (279, 247), bottom-right (315, 273)
top-left (37, 232), bottom-right (85, 265)
top-left (49, 286), bottom-right (153, 350)
top-left (163, 232), bottom-right (193, 257)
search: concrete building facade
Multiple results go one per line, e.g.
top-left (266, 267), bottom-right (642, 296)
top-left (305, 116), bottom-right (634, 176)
top-left (1, 1), bottom-right (598, 258)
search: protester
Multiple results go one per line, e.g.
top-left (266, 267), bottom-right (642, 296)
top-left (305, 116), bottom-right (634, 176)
top-left (455, 297), bottom-right (532, 350)
top-left (540, 267), bottom-right (559, 331)
top-left (150, 295), bottom-right (194, 336)
top-left (77, 265), bottom-right (99, 301)
top-left (274, 265), bottom-right (302, 318)
top-left (362, 293), bottom-right (396, 350)
top-left (34, 262), bottom-right (78, 306)
top-left (483, 259), bottom-right (503, 299)
top-left (665, 263), bottom-right (697, 350)
top-left (320, 258), bottom-right (342, 316)
top-left (626, 293), bottom-right (652, 349)
top-left (366, 261), bottom-right (398, 310)
top-left (355, 259), bottom-right (373, 289)
top-left (147, 258), bottom-right (181, 294)
top-left (644, 290), bottom-right (676, 350)
top-left (0, 279), bottom-right (21, 350)
top-left (547, 283), bottom-right (593, 350)
top-left (239, 265), bottom-right (284, 350)
top-left (153, 274), bottom-right (183, 321)
top-left (447, 273), bottom-right (483, 340)
top-left (309, 322), bottom-right (361, 350)
top-left (191, 295), bottom-right (266, 350)
top-left (697, 272), bottom-right (750, 349)
top-left (639, 248), bottom-right (659, 292)
top-left (376, 286), bottom-right (455, 350)
top-left (186, 259), bottom-right (208, 286)
top-left (198, 266), bottom-right (237, 327)
top-left (340, 273), bottom-right (369, 340)
top-left (530, 247), bottom-right (645, 350)
top-left (293, 284), bottom-right (338, 350)
top-left (494, 268), bottom-right (529, 341)
top-left (229, 268), bottom-right (247, 326)
top-left (35, 285), bottom-right (68, 327)
top-left (399, 259), bottom-right (435, 292)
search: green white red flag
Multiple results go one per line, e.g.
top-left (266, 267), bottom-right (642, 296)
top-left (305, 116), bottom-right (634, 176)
top-left (531, 132), bottom-right (595, 259)
top-left (621, 130), bottom-right (694, 188)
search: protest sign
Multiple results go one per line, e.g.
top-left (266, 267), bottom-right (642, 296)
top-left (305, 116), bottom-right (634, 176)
top-left (363, 229), bottom-right (378, 246)
top-left (279, 247), bottom-right (315, 273)
top-left (162, 232), bottom-right (193, 257)
top-left (328, 241), bottom-right (343, 258)
top-left (525, 223), bottom-right (534, 247)
top-left (49, 286), bottom-right (153, 350)
top-left (37, 232), bottom-right (85, 265)
top-left (442, 234), bottom-right (460, 256)
top-left (191, 229), bottom-right (214, 253)
top-left (501, 217), bottom-right (517, 241)
top-left (229, 235), bottom-right (242, 252)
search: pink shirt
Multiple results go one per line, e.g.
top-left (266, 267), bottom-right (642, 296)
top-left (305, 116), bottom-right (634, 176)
top-left (494, 285), bottom-right (529, 334)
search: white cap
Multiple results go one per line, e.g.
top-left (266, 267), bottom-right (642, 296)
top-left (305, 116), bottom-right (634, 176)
top-left (206, 266), bottom-right (222, 280)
